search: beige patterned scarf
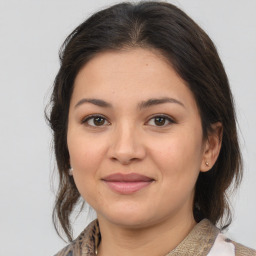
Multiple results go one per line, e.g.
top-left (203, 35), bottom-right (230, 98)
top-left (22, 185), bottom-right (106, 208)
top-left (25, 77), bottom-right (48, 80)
top-left (55, 219), bottom-right (256, 256)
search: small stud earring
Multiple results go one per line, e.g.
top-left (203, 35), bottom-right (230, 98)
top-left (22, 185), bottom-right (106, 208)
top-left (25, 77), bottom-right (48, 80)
top-left (69, 167), bottom-right (73, 176)
top-left (205, 161), bottom-right (209, 167)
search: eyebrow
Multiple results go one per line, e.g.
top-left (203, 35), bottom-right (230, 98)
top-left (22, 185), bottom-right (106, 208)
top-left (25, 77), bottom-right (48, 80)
top-left (74, 97), bottom-right (184, 109)
top-left (75, 98), bottom-right (112, 108)
top-left (138, 97), bottom-right (185, 110)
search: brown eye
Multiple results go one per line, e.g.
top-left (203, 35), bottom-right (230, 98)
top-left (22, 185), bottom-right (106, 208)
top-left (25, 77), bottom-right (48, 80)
top-left (154, 117), bottom-right (166, 126)
top-left (147, 115), bottom-right (174, 127)
top-left (93, 117), bottom-right (105, 126)
top-left (82, 115), bottom-right (110, 127)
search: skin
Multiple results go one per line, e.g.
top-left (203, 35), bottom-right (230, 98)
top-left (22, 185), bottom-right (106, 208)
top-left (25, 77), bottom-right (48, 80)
top-left (67, 48), bottom-right (222, 256)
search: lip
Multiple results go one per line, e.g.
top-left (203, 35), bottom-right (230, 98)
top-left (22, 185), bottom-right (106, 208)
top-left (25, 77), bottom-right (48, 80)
top-left (102, 173), bottom-right (154, 194)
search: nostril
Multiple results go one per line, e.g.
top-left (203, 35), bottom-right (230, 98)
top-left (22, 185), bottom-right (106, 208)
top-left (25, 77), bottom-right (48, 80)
top-left (107, 130), bottom-right (146, 163)
top-left (110, 155), bottom-right (140, 165)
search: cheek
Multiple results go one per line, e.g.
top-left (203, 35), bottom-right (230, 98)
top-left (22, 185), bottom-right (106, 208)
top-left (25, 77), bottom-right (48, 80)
top-left (68, 129), bottom-right (104, 169)
top-left (67, 132), bottom-right (107, 205)
top-left (149, 128), bottom-right (203, 186)
top-left (67, 130), bottom-right (108, 199)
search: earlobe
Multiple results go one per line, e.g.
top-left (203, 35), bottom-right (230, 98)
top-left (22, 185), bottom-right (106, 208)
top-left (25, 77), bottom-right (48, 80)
top-left (69, 167), bottom-right (74, 176)
top-left (200, 122), bottom-right (223, 172)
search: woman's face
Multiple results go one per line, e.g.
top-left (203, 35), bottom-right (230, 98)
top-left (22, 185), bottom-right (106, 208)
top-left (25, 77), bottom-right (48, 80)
top-left (67, 48), bottom-right (208, 228)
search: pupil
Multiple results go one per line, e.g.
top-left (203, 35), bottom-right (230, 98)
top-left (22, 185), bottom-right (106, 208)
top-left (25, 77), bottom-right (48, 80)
top-left (94, 117), bottom-right (104, 126)
top-left (155, 117), bottom-right (165, 126)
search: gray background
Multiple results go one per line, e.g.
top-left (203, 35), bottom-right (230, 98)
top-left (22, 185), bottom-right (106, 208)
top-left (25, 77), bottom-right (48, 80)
top-left (0, 0), bottom-right (255, 255)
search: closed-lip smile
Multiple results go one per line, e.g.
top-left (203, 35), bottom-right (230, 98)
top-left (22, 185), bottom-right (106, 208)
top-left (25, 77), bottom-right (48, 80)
top-left (102, 173), bottom-right (155, 194)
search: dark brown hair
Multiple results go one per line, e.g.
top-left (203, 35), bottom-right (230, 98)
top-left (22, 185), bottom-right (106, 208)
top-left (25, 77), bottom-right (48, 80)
top-left (47, 1), bottom-right (242, 242)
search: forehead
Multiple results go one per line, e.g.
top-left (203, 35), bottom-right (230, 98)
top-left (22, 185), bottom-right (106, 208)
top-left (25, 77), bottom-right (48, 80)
top-left (71, 48), bottom-right (197, 111)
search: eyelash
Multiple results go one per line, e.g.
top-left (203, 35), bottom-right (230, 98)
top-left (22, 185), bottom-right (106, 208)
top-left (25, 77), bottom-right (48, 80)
top-left (81, 115), bottom-right (110, 127)
top-left (146, 114), bottom-right (175, 127)
top-left (81, 114), bottom-right (175, 128)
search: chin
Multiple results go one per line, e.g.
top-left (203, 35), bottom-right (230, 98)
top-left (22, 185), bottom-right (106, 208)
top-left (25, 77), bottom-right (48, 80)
top-left (85, 195), bottom-right (149, 226)
top-left (98, 205), bottom-right (155, 229)
top-left (109, 216), bottom-right (153, 229)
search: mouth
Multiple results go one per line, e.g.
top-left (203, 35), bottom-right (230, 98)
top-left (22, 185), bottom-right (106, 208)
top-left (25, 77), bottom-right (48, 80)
top-left (101, 173), bottom-right (155, 194)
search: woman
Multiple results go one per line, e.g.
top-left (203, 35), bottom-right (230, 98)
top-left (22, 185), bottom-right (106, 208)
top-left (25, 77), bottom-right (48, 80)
top-left (48, 2), bottom-right (256, 255)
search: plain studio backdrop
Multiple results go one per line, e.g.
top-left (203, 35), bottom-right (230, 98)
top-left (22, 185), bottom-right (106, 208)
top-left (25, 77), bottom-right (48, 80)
top-left (0, 0), bottom-right (255, 255)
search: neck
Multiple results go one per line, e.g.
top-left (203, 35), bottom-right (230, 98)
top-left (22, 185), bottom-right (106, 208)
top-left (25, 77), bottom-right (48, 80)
top-left (96, 213), bottom-right (196, 256)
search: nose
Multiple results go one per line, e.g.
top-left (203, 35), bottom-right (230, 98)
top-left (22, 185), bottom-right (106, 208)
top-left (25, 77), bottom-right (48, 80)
top-left (107, 122), bottom-right (146, 165)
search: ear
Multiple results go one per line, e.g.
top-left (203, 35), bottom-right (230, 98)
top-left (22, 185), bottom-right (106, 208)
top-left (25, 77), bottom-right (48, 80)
top-left (200, 122), bottom-right (223, 172)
